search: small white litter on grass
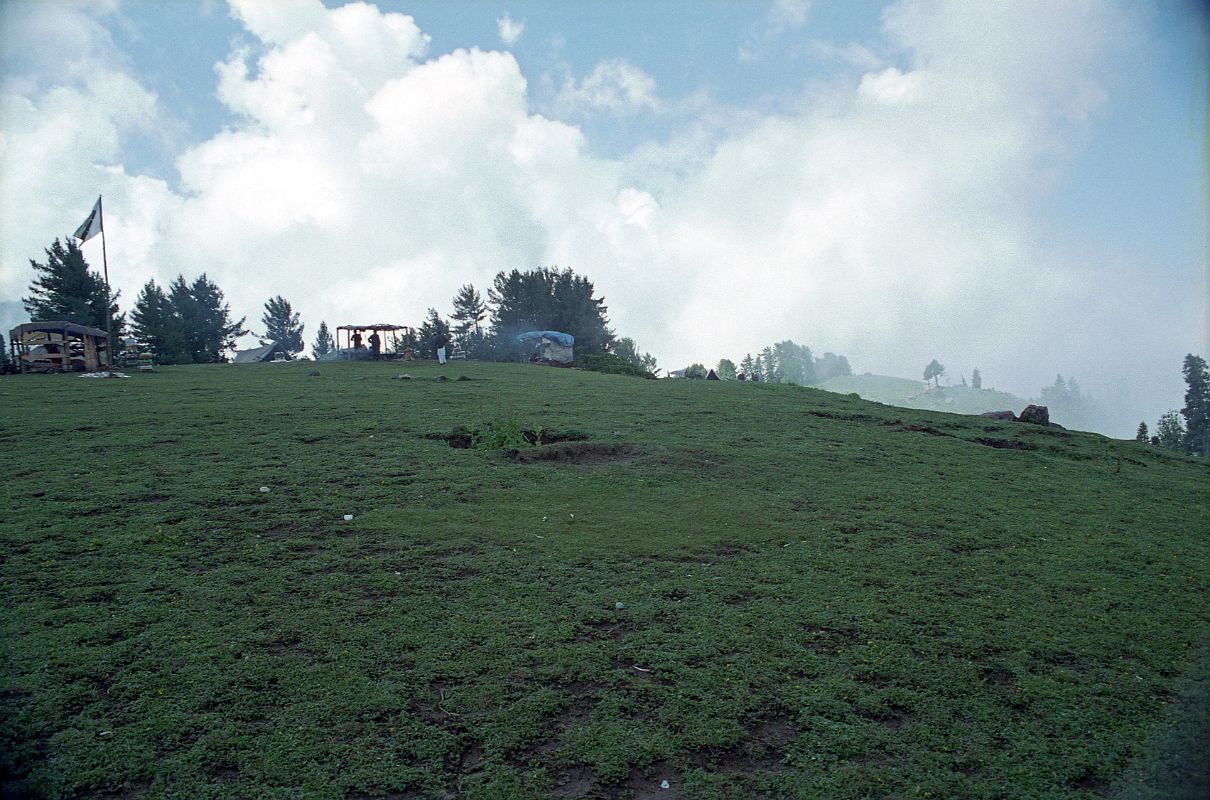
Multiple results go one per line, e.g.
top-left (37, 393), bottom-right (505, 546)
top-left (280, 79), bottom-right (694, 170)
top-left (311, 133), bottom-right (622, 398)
top-left (615, 601), bottom-right (624, 610)
top-left (259, 486), bottom-right (271, 493)
top-left (660, 779), bottom-right (670, 790)
top-left (343, 514), bottom-right (354, 521)
top-left (80, 371), bottom-right (129, 378)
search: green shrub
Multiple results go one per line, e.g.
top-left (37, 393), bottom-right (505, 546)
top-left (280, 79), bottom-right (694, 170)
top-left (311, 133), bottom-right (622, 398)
top-left (471, 411), bottom-right (535, 450)
top-left (575, 352), bottom-right (657, 379)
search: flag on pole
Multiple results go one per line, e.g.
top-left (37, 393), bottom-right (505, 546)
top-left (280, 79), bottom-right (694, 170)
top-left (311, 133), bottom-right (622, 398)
top-left (73, 196), bottom-right (103, 243)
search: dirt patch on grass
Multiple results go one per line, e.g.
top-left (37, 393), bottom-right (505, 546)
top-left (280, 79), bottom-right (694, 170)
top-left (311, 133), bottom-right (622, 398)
top-left (576, 619), bottom-right (633, 642)
top-left (981, 667), bottom-right (1016, 687)
top-left (429, 427), bottom-right (591, 449)
top-left (132, 493), bottom-right (170, 503)
top-left (692, 712), bottom-right (796, 776)
top-left (972, 437), bottom-right (1037, 451)
top-left (801, 625), bottom-right (860, 655)
top-left (509, 442), bottom-right (641, 465)
top-left (894, 423), bottom-right (952, 437)
top-left (260, 522), bottom-right (298, 539)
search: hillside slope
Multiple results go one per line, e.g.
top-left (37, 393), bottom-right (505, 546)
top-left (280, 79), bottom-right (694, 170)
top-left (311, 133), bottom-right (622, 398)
top-left (818, 372), bottom-right (1028, 417)
top-left (1, 361), bottom-right (1207, 799)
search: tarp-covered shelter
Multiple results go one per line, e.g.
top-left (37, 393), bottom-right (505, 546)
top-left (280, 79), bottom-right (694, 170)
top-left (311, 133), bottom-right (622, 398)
top-left (8, 321), bottom-right (110, 373)
top-left (332, 324), bottom-right (409, 360)
top-left (518, 330), bottom-right (574, 364)
top-left (232, 341), bottom-right (289, 363)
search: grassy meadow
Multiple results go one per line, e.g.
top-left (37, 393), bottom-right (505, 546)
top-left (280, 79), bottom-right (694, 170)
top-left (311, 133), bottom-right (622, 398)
top-left (1, 360), bottom-right (1207, 799)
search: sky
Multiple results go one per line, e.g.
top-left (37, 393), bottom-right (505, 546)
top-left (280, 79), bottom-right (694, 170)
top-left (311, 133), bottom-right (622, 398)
top-left (0, 0), bottom-right (1206, 436)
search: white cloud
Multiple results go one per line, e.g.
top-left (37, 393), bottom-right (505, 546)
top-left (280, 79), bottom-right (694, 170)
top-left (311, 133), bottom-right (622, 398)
top-left (740, 0), bottom-right (812, 61)
top-left (497, 13), bottom-right (524, 47)
top-left (554, 58), bottom-right (660, 116)
top-left (0, 0), bottom-right (1199, 436)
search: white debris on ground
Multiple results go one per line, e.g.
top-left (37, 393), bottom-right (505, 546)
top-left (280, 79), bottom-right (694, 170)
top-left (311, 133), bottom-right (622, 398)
top-left (79, 371), bottom-right (129, 378)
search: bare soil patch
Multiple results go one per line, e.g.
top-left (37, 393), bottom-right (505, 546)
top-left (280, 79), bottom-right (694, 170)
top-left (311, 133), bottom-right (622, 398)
top-left (509, 442), bottom-right (641, 465)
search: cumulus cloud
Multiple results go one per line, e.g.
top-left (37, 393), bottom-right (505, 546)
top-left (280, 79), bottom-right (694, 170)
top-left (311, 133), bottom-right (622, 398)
top-left (554, 59), bottom-right (660, 116)
top-left (497, 13), bottom-right (524, 46)
top-left (740, 0), bottom-right (812, 61)
top-left (0, 0), bottom-right (1201, 436)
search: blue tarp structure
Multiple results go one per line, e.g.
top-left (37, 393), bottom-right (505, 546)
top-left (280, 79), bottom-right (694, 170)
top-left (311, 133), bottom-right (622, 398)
top-left (517, 330), bottom-right (574, 347)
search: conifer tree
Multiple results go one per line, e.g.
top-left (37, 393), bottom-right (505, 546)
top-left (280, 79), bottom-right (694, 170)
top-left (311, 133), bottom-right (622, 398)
top-left (487, 267), bottom-right (612, 359)
top-left (759, 346), bottom-right (777, 382)
top-left (740, 353), bottom-right (754, 378)
top-left (130, 279), bottom-right (185, 363)
top-left (451, 284), bottom-right (487, 358)
top-left (416, 308), bottom-right (451, 359)
top-left (261, 296), bottom-right (304, 358)
top-left (1180, 354), bottom-right (1209, 457)
top-left (169, 274), bottom-right (247, 363)
top-left (972, 368), bottom-right (982, 389)
top-left (312, 321), bottom-right (334, 357)
top-left (1135, 422), bottom-right (1149, 443)
top-left (23, 237), bottom-right (123, 350)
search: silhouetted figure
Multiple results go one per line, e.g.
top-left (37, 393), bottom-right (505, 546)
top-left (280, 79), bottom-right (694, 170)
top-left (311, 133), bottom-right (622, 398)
top-left (352, 331), bottom-right (364, 349)
top-left (434, 332), bottom-right (449, 365)
top-left (368, 331), bottom-right (381, 358)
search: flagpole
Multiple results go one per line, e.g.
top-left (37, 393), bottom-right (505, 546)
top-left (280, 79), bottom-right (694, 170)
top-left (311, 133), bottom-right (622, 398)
top-left (98, 195), bottom-right (115, 377)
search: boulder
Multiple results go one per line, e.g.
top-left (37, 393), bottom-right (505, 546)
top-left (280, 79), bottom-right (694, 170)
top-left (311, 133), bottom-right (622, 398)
top-left (1017, 404), bottom-right (1050, 426)
top-left (981, 411), bottom-right (1016, 421)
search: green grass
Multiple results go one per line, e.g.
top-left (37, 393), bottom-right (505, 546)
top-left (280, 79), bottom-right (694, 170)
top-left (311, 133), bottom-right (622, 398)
top-left (1, 361), bottom-right (1207, 799)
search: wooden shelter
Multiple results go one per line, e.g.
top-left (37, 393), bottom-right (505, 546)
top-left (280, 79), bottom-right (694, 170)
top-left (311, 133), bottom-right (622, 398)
top-left (329, 324), bottom-right (410, 360)
top-left (8, 321), bottom-right (110, 373)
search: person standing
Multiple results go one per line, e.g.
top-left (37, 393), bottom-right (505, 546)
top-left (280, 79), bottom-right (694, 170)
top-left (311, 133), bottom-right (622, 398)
top-left (434, 331), bottom-right (448, 365)
top-left (368, 331), bottom-right (381, 358)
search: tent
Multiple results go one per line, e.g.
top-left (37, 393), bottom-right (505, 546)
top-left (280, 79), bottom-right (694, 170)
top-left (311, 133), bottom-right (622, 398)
top-left (518, 330), bottom-right (574, 364)
top-left (8, 321), bottom-right (110, 372)
top-left (232, 342), bottom-right (289, 363)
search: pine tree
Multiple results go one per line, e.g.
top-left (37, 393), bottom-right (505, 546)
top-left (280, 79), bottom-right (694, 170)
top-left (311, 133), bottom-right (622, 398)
top-left (416, 308), bottom-right (451, 359)
top-left (312, 321), bottom-right (334, 358)
top-left (972, 368), bottom-right (982, 389)
top-left (1135, 422), bottom-right (1149, 443)
top-left (1156, 410), bottom-right (1185, 451)
top-left (1180, 354), bottom-right (1210, 457)
top-left (450, 284), bottom-right (488, 358)
top-left (1039, 374), bottom-right (1099, 430)
top-left (487, 267), bottom-right (613, 360)
top-left (759, 346), bottom-right (776, 383)
top-left (740, 353), bottom-right (754, 379)
top-left (261, 296), bottom-right (304, 358)
top-left (23, 238), bottom-right (123, 351)
top-left (169, 274), bottom-right (247, 363)
top-left (130, 279), bottom-right (185, 364)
